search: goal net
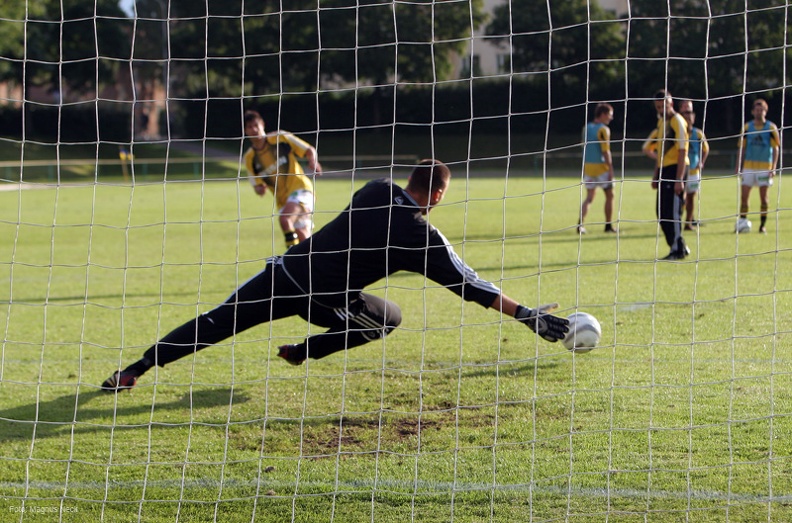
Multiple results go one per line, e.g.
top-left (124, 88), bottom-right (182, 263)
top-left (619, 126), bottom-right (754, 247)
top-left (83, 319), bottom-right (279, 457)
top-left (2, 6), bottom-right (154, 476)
top-left (1, 1), bottom-right (791, 521)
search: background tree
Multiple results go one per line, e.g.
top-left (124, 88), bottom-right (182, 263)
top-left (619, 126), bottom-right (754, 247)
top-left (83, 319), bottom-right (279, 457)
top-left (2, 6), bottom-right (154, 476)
top-left (627, 0), bottom-right (791, 133)
top-left (317, 0), bottom-right (486, 87)
top-left (0, 1), bottom-right (44, 84)
top-left (143, 0), bottom-right (485, 98)
top-left (147, 0), bottom-right (485, 133)
top-left (23, 0), bottom-right (130, 96)
top-left (486, 0), bottom-right (626, 106)
top-left (0, 0), bottom-right (128, 92)
top-left (0, 0), bottom-right (130, 139)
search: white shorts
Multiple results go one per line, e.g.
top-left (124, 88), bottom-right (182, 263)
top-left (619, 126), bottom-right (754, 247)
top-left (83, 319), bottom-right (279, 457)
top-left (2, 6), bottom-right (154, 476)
top-left (282, 189), bottom-right (315, 230)
top-left (583, 173), bottom-right (613, 191)
top-left (685, 173), bottom-right (700, 194)
top-left (741, 170), bottom-right (774, 188)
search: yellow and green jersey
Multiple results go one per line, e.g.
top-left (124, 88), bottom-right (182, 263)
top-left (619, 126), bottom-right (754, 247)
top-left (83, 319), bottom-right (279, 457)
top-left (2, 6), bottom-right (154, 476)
top-left (739, 120), bottom-right (779, 171)
top-left (688, 127), bottom-right (709, 175)
top-left (583, 122), bottom-right (611, 177)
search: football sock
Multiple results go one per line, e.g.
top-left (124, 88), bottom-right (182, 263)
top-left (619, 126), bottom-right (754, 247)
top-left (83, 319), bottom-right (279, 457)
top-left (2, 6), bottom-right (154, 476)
top-left (284, 230), bottom-right (299, 247)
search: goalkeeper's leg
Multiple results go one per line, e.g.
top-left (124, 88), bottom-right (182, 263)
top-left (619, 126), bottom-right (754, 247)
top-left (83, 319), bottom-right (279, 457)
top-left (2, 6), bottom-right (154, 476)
top-left (102, 262), bottom-right (300, 391)
top-left (278, 293), bottom-right (402, 364)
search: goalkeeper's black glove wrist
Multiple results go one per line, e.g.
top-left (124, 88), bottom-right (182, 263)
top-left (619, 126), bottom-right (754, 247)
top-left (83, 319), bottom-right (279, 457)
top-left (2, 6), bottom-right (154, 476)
top-left (515, 304), bottom-right (569, 343)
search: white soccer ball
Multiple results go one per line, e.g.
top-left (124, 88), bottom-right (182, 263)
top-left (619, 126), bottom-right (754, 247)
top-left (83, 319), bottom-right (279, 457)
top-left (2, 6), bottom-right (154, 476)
top-left (736, 217), bottom-right (752, 233)
top-left (562, 312), bottom-right (601, 353)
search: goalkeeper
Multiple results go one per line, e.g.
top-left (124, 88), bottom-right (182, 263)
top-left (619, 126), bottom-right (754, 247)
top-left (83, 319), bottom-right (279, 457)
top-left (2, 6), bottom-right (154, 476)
top-left (243, 110), bottom-right (322, 247)
top-left (102, 160), bottom-right (569, 392)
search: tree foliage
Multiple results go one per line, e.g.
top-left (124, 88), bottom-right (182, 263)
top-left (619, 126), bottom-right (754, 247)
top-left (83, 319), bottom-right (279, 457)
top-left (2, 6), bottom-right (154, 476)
top-left (0, 0), bottom-right (130, 93)
top-left (624, 0), bottom-right (791, 130)
top-left (0, 1), bottom-right (44, 82)
top-left (1, 1), bottom-right (790, 138)
top-left (627, 0), bottom-right (789, 100)
top-left (129, 0), bottom-right (485, 100)
top-left (486, 0), bottom-right (626, 97)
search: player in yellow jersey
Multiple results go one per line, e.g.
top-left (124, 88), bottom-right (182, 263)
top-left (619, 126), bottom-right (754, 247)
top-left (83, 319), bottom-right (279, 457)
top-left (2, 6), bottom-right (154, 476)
top-left (243, 110), bottom-right (323, 247)
top-left (736, 99), bottom-right (780, 234)
top-left (648, 89), bottom-right (689, 261)
top-left (642, 127), bottom-right (659, 163)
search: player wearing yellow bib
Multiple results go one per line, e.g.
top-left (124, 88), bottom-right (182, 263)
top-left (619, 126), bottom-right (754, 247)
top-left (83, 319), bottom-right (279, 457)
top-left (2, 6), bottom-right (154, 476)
top-left (579, 103), bottom-right (617, 234)
top-left (642, 127), bottom-right (659, 163)
top-left (243, 110), bottom-right (323, 247)
top-left (649, 89), bottom-right (689, 261)
top-left (678, 100), bottom-right (709, 230)
top-left (736, 99), bottom-right (780, 234)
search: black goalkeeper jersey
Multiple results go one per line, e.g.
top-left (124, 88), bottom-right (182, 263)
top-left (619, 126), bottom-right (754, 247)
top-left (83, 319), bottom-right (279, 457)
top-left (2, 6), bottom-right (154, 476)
top-left (280, 178), bottom-right (501, 309)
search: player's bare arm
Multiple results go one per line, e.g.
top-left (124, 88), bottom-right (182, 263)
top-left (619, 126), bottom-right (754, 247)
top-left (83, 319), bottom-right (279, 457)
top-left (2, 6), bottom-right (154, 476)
top-left (305, 146), bottom-right (322, 175)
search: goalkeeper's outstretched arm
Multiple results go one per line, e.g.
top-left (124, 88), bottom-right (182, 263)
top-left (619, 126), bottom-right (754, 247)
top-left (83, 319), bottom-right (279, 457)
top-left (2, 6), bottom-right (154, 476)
top-left (490, 294), bottom-right (569, 343)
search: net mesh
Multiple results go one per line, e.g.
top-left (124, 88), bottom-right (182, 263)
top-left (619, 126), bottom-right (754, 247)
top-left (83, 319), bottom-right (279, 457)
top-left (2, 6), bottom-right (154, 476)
top-left (1, 1), bottom-right (791, 521)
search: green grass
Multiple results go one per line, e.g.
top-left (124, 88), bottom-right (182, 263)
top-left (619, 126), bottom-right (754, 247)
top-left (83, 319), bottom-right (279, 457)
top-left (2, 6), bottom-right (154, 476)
top-left (1, 171), bottom-right (792, 522)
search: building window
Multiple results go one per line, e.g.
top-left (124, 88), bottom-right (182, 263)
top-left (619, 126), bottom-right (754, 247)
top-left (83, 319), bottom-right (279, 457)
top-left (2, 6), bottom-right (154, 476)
top-left (460, 54), bottom-right (482, 78)
top-left (496, 53), bottom-right (511, 74)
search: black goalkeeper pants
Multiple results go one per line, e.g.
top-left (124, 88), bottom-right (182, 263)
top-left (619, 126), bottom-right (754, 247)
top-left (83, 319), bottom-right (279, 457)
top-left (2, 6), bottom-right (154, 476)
top-left (656, 171), bottom-right (687, 255)
top-left (142, 259), bottom-right (402, 367)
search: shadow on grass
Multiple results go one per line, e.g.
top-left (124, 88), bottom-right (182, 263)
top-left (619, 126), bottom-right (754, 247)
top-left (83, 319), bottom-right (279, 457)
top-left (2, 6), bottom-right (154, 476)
top-left (459, 359), bottom-right (561, 380)
top-left (0, 357), bottom-right (560, 448)
top-left (5, 289), bottom-right (231, 305)
top-left (0, 387), bottom-right (249, 442)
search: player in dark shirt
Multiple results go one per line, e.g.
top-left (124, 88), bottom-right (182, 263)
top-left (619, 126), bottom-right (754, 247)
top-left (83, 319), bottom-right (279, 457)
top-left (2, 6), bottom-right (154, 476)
top-left (102, 160), bottom-right (569, 392)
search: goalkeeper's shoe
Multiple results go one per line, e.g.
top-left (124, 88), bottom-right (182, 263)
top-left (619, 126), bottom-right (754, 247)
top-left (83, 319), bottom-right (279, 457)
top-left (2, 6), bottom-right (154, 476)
top-left (277, 344), bottom-right (306, 366)
top-left (101, 370), bottom-right (139, 393)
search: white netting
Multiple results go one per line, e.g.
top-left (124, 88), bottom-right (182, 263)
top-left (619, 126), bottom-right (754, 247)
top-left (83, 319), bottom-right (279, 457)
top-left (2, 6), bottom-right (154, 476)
top-left (1, 2), bottom-right (791, 521)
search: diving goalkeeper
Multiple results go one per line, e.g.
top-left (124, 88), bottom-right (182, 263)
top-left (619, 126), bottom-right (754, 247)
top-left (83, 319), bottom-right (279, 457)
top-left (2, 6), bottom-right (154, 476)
top-left (102, 160), bottom-right (569, 392)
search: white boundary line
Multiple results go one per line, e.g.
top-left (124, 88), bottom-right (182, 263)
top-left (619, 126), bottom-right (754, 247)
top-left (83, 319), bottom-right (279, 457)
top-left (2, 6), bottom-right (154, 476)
top-left (1, 479), bottom-right (788, 503)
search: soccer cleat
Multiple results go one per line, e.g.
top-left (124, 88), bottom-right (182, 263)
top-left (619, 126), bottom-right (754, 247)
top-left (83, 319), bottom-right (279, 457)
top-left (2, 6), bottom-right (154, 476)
top-left (577, 226), bottom-right (587, 235)
top-left (661, 250), bottom-right (686, 261)
top-left (604, 226), bottom-right (618, 233)
top-left (759, 226), bottom-right (767, 234)
top-left (277, 344), bottom-right (306, 366)
top-left (101, 370), bottom-right (138, 393)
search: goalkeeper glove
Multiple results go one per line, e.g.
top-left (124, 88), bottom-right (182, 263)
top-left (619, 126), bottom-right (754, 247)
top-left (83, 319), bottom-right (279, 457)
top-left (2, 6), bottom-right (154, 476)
top-left (515, 303), bottom-right (569, 343)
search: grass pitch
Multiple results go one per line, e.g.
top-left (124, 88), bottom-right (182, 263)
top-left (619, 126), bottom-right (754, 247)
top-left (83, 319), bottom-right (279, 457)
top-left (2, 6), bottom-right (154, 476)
top-left (1, 170), bottom-right (791, 522)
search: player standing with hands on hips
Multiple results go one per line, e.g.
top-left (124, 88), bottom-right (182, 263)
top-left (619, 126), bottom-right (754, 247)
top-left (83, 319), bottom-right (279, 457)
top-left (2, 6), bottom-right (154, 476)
top-left (242, 110), bottom-right (322, 248)
top-left (736, 98), bottom-right (780, 234)
top-left (578, 103), bottom-right (618, 235)
top-left (102, 160), bottom-right (569, 392)
top-left (649, 89), bottom-right (689, 261)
